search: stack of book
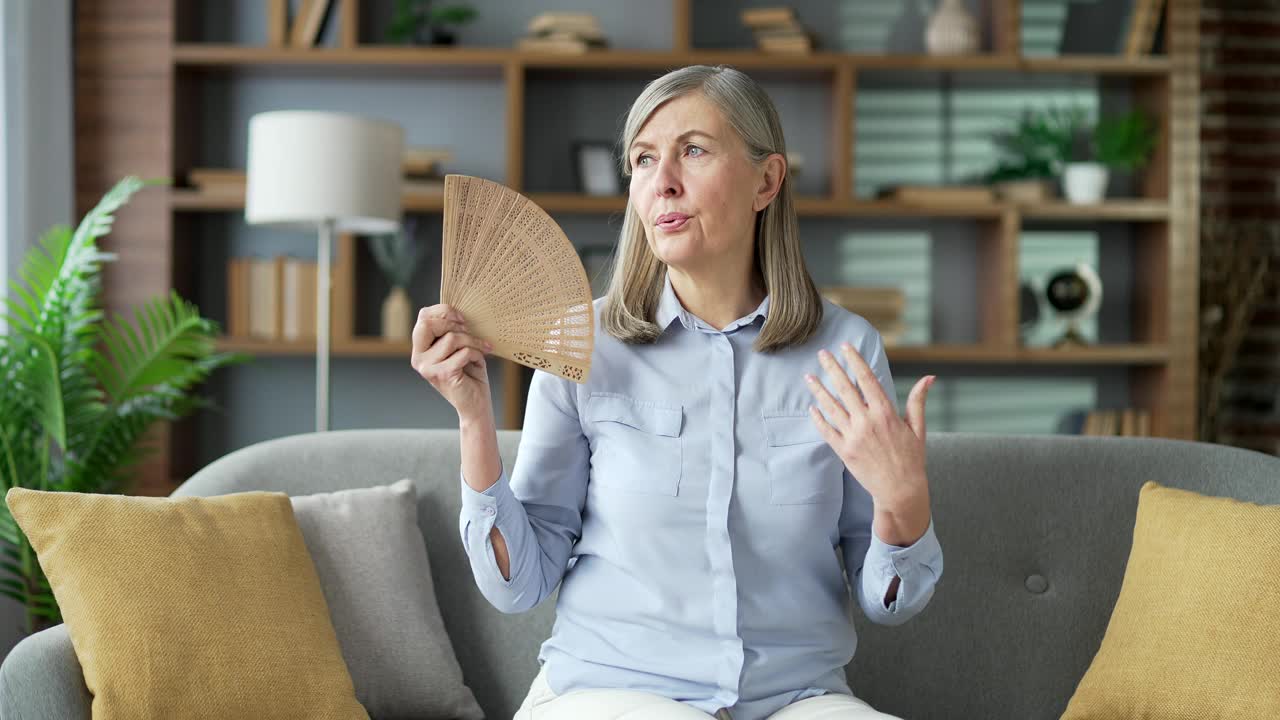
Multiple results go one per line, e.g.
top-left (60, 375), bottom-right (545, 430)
top-left (877, 184), bottom-right (995, 205)
top-left (188, 168), bottom-right (246, 198)
top-left (517, 12), bottom-right (608, 53)
top-left (741, 7), bottom-right (813, 54)
top-left (226, 256), bottom-right (319, 342)
top-left (1082, 409), bottom-right (1152, 436)
top-left (818, 286), bottom-right (907, 346)
top-left (402, 147), bottom-right (453, 198)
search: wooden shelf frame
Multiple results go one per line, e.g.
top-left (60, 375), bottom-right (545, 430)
top-left (74, 0), bottom-right (1199, 493)
top-left (170, 187), bottom-right (1172, 221)
top-left (214, 335), bottom-right (1172, 365)
top-left (171, 45), bottom-right (1173, 76)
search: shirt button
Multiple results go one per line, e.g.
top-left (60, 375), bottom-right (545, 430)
top-left (1025, 574), bottom-right (1049, 594)
top-left (483, 507), bottom-right (496, 517)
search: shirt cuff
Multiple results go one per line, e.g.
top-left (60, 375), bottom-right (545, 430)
top-left (866, 516), bottom-right (941, 583)
top-left (459, 465), bottom-right (516, 524)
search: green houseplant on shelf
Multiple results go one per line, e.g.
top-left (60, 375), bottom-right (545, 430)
top-left (983, 105), bottom-right (1087, 203)
top-left (1063, 109), bottom-right (1158, 204)
top-left (0, 176), bottom-right (245, 634)
top-left (386, 0), bottom-right (478, 46)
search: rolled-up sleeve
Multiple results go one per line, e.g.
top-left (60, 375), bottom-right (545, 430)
top-left (838, 325), bottom-right (943, 625)
top-left (857, 517), bottom-right (943, 625)
top-left (458, 368), bottom-right (590, 614)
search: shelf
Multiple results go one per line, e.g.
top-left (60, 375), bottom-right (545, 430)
top-left (217, 337), bottom-right (411, 357)
top-left (887, 344), bottom-right (1170, 365)
top-left (217, 337), bottom-right (1168, 366)
top-left (170, 188), bottom-right (444, 212)
top-left (172, 45), bottom-right (1170, 76)
top-left (173, 189), bottom-right (1168, 221)
top-left (1018, 200), bottom-right (1170, 221)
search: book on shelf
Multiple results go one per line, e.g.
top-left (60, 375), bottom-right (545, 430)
top-left (741, 6), bottom-right (812, 54)
top-left (741, 7), bottom-right (797, 28)
top-left (280, 258), bottom-right (318, 342)
top-left (1082, 409), bottom-right (1151, 437)
top-left (403, 147), bottom-right (454, 177)
top-left (878, 184), bottom-right (995, 205)
top-left (226, 258), bottom-right (251, 338)
top-left (528, 12), bottom-right (601, 36)
top-left (291, 0), bottom-right (333, 48)
top-left (233, 256), bottom-right (320, 342)
top-left (520, 12), bottom-right (607, 52)
top-left (247, 256), bottom-right (284, 340)
top-left (404, 177), bottom-right (446, 198)
top-left (189, 168), bottom-right (246, 196)
top-left (1123, 0), bottom-right (1165, 57)
top-left (756, 30), bottom-right (813, 55)
top-left (267, 0), bottom-right (288, 47)
top-left (817, 286), bottom-right (907, 346)
top-left (518, 34), bottom-right (606, 53)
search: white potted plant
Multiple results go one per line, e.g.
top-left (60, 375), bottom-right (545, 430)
top-left (984, 106), bottom-right (1085, 203)
top-left (1063, 110), bottom-right (1157, 204)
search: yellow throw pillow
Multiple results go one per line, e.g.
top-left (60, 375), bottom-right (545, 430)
top-left (1061, 481), bottom-right (1280, 719)
top-left (6, 486), bottom-right (369, 720)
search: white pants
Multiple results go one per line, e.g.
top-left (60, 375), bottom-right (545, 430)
top-left (514, 666), bottom-right (904, 719)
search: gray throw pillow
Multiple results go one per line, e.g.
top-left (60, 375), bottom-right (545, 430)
top-left (290, 479), bottom-right (484, 720)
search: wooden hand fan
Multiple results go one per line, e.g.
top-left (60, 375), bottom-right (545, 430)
top-left (440, 174), bottom-right (594, 383)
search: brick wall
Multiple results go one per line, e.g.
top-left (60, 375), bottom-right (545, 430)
top-left (1201, 1), bottom-right (1280, 454)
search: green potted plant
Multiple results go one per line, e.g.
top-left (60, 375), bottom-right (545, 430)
top-left (0, 176), bottom-right (246, 634)
top-left (367, 218), bottom-right (426, 341)
top-left (386, 0), bottom-right (477, 46)
top-left (984, 105), bottom-right (1088, 203)
top-left (1063, 109), bottom-right (1157, 204)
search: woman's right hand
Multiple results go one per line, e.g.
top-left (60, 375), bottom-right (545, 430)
top-left (411, 304), bottom-right (494, 421)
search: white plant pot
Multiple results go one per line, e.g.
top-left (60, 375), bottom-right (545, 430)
top-left (1063, 163), bottom-right (1109, 204)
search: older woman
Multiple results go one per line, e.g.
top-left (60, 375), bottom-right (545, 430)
top-left (412, 65), bottom-right (942, 720)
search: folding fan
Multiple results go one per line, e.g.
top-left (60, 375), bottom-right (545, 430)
top-left (440, 174), bottom-right (594, 383)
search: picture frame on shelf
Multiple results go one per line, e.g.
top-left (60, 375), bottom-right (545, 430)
top-left (572, 140), bottom-right (623, 196)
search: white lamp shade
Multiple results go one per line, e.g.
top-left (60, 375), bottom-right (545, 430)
top-left (245, 110), bottom-right (404, 234)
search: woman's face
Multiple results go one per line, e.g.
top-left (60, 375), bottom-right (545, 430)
top-left (627, 93), bottom-right (774, 275)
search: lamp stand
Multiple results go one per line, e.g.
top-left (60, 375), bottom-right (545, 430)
top-left (316, 218), bottom-right (334, 432)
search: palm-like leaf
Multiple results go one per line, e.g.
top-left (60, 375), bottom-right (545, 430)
top-left (0, 176), bottom-right (248, 634)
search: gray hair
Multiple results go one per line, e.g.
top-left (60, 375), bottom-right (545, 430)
top-left (600, 64), bottom-right (822, 353)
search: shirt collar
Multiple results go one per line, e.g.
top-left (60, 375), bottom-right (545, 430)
top-left (655, 270), bottom-right (771, 334)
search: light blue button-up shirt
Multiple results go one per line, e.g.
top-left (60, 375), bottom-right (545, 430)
top-left (459, 272), bottom-right (943, 720)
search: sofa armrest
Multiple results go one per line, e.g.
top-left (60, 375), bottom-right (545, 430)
top-left (0, 624), bottom-right (91, 720)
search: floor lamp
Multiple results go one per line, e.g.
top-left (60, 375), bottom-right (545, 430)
top-left (245, 111), bottom-right (404, 432)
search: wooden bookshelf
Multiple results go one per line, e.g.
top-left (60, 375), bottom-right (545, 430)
top-left (171, 188), bottom-right (1170, 222)
top-left (171, 45), bottom-right (1172, 76)
top-left (75, 0), bottom-right (1201, 494)
top-left (214, 336), bottom-right (1171, 367)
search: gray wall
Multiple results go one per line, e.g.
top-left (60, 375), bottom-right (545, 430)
top-left (0, 0), bottom-right (75, 661)
top-left (184, 0), bottom-right (1149, 466)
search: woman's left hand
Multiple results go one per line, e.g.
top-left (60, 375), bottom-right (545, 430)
top-left (804, 343), bottom-right (935, 512)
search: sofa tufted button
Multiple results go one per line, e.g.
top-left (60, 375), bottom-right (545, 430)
top-left (1025, 574), bottom-right (1049, 594)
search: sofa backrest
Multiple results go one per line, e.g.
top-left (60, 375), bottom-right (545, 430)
top-left (177, 429), bottom-right (1280, 720)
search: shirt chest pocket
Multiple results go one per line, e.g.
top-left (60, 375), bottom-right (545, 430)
top-left (762, 413), bottom-right (843, 505)
top-left (585, 394), bottom-right (683, 496)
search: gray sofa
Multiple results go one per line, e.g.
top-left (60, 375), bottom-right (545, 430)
top-left (2, 429), bottom-right (1278, 719)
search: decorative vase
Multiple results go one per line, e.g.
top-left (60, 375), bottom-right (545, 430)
top-left (381, 286), bottom-right (412, 341)
top-left (1063, 162), bottom-right (1109, 204)
top-left (926, 0), bottom-right (980, 56)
